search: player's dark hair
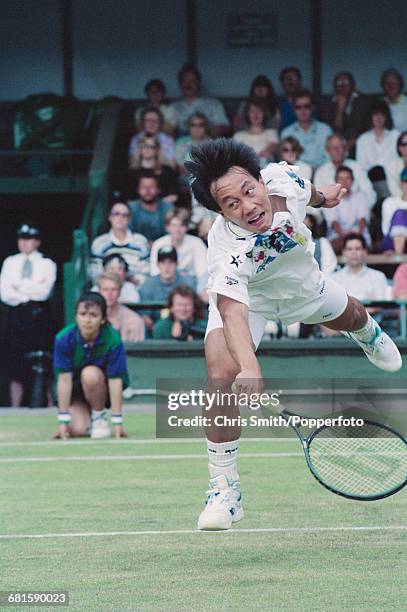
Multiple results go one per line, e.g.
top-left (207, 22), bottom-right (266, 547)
top-left (76, 291), bottom-right (107, 319)
top-left (185, 138), bottom-right (261, 212)
top-left (335, 165), bottom-right (354, 180)
top-left (343, 232), bottom-right (367, 250)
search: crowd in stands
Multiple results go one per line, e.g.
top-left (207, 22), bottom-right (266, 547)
top-left (2, 63), bottom-right (407, 406)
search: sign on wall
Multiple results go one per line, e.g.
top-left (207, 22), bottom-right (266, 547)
top-left (227, 14), bottom-right (278, 47)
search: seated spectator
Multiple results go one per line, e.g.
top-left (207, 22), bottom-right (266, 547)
top-left (277, 66), bottom-right (303, 130)
top-left (281, 89), bottom-right (332, 168)
top-left (53, 292), bottom-right (128, 440)
top-left (0, 223), bottom-right (57, 407)
top-left (356, 100), bottom-right (399, 193)
top-left (169, 64), bottom-right (229, 136)
top-left (278, 137), bottom-right (312, 180)
top-left (332, 233), bottom-right (388, 301)
top-left (139, 246), bottom-right (195, 333)
top-left (176, 112), bottom-right (210, 175)
top-left (323, 166), bottom-right (371, 253)
top-left (381, 68), bottom-right (407, 132)
top-left (126, 136), bottom-right (180, 204)
top-left (96, 272), bottom-right (145, 341)
top-left (393, 263), bottom-right (407, 299)
top-left (233, 98), bottom-right (279, 166)
top-left (128, 107), bottom-right (176, 169)
top-left (381, 168), bottom-right (407, 254)
top-left (303, 214), bottom-right (337, 274)
top-left (90, 201), bottom-right (149, 286)
top-left (384, 131), bottom-right (407, 197)
top-left (152, 284), bottom-right (207, 340)
top-left (319, 71), bottom-right (369, 152)
top-left (233, 74), bottom-right (281, 132)
top-left (134, 78), bottom-right (176, 135)
top-left (150, 208), bottom-right (208, 299)
top-left (314, 133), bottom-right (376, 209)
top-left (91, 254), bottom-right (140, 303)
top-left (129, 175), bottom-right (173, 244)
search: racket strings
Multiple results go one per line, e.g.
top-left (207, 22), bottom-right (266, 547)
top-left (308, 424), bottom-right (407, 498)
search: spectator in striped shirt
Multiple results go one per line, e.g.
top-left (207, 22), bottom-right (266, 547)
top-left (90, 201), bottom-right (149, 287)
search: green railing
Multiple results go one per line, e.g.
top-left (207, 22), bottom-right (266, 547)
top-left (63, 100), bottom-right (122, 323)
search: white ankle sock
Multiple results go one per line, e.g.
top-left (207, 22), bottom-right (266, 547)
top-left (92, 409), bottom-right (107, 421)
top-left (207, 438), bottom-right (239, 481)
top-left (350, 314), bottom-right (379, 343)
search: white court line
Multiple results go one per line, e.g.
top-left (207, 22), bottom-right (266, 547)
top-left (0, 452), bottom-right (302, 463)
top-left (0, 525), bottom-right (406, 540)
top-left (0, 438), bottom-right (296, 448)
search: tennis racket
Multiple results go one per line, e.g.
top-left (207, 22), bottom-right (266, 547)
top-left (232, 383), bottom-right (407, 500)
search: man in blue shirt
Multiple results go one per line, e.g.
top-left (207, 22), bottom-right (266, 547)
top-left (129, 174), bottom-right (173, 244)
top-left (281, 89), bottom-right (332, 169)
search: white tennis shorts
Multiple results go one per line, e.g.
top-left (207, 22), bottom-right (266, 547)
top-left (205, 275), bottom-right (348, 349)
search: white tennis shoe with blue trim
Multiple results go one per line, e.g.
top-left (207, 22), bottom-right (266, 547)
top-left (344, 324), bottom-right (402, 373)
top-left (197, 474), bottom-right (243, 530)
top-left (90, 415), bottom-right (111, 439)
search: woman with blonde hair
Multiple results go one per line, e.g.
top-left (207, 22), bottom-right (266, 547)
top-left (126, 135), bottom-right (179, 204)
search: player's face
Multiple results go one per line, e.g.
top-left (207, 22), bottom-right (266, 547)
top-left (76, 304), bottom-right (105, 340)
top-left (109, 203), bottom-right (130, 231)
top-left (343, 239), bottom-right (366, 267)
top-left (211, 166), bottom-right (272, 233)
top-left (171, 295), bottom-right (194, 321)
top-left (98, 279), bottom-right (121, 307)
top-left (18, 237), bottom-right (40, 255)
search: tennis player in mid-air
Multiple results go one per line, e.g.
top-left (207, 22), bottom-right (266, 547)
top-left (185, 138), bottom-right (402, 531)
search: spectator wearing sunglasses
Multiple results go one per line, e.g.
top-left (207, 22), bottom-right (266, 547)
top-left (384, 131), bottom-right (407, 197)
top-left (129, 106), bottom-right (176, 169)
top-left (281, 90), bottom-right (332, 169)
top-left (278, 136), bottom-right (312, 180)
top-left (90, 201), bottom-right (149, 286)
top-left (126, 135), bottom-right (180, 204)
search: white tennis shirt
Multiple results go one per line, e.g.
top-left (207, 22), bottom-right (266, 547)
top-left (207, 162), bottom-right (325, 319)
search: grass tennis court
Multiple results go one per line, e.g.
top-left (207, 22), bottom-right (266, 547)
top-left (1, 411), bottom-right (406, 611)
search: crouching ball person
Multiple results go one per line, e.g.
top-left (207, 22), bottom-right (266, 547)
top-left (53, 292), bottom-right (129, 439)
top-left (185, 138), bottom-right (402, 531)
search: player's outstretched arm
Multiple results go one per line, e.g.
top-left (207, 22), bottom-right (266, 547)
top-left (309, 183), bottom-right (347, 209)
top-left (218, 294), bottom-right (263, 395)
